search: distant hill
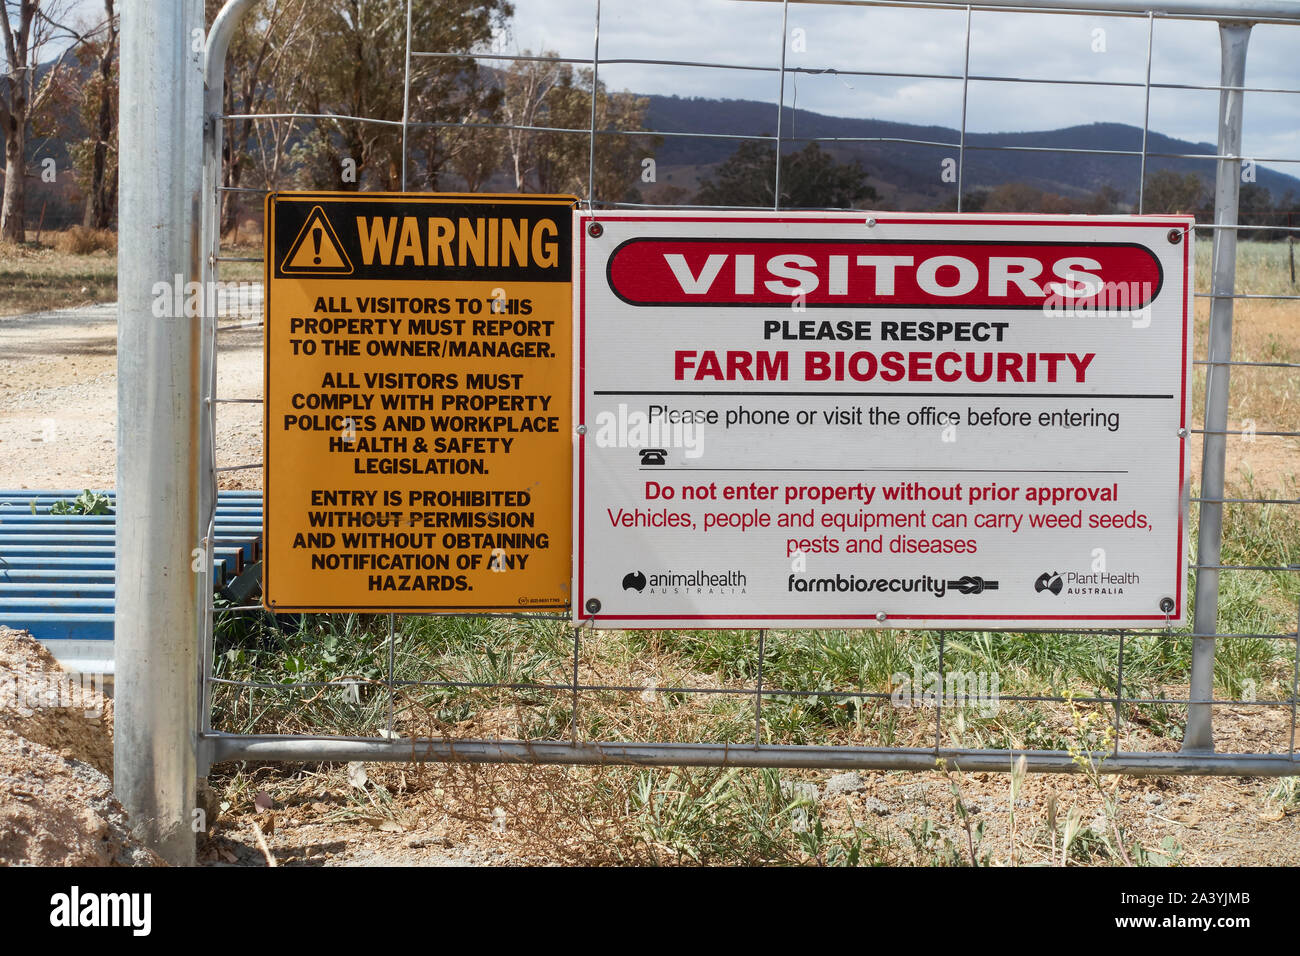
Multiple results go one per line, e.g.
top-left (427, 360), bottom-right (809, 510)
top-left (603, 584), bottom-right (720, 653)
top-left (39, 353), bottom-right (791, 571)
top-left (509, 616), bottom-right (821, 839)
top-left (12, 62), bottom-right (1300, 230)
top-left (642, 94), bottom-right (1300, 210)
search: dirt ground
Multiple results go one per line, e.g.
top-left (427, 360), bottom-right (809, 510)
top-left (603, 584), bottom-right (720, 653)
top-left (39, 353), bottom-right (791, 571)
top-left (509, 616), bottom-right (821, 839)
top-left (0, 293), bottom-right (1297, 866)
top-left (5, 602), bottom-right (1295, 867)
top-left (188, 752), bottom-right (1300, 867)
top-left (0, 304), bottom-right (264, 490)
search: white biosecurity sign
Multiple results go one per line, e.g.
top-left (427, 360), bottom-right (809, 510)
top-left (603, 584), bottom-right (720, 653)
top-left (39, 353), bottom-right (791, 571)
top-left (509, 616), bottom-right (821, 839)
top-left (574, 211), bottom-right (1193, 630)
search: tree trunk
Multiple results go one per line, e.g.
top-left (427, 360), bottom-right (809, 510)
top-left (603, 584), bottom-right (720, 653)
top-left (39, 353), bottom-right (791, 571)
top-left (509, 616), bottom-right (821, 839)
top-left (84, 132), bottom-right (109, 229)
top-left (219, 73), bottom-right (237, 235)
top-left (2, 123), bottom-right (25, 242)
top-left (83, 138), bottom-right (106, 228)
top-left (84, 20), bottom-right (116, 230)
top-left (221, 158), bottom-right (242, 236)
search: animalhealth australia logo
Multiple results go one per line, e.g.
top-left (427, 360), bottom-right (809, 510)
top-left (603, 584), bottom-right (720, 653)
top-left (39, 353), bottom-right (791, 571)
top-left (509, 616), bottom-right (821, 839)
top-left (622, 568), bottom-right (747, 595)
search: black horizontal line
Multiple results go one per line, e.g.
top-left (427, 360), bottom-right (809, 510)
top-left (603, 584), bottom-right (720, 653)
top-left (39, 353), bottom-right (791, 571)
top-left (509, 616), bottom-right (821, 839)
top-left (594, 391), bottom-right (1173, 399)
top-left (640, 468), bottom-right (864, 472)
top-left (639, 468), bottom-right (1130, 474)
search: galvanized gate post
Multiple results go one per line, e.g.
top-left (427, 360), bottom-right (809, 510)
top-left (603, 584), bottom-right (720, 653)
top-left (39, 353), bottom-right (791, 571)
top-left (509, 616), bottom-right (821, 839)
top-left (196, 0), bottom-right (259, 779)
top-left (1183, 20), bottom-right (1252, 753)
top-left (115, 0), bottom-right (207, 864)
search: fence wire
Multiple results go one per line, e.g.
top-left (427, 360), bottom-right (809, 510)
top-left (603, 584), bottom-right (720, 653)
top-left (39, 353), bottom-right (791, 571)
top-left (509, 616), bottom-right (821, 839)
top-left (198, 0), bottom-right (1299, 775)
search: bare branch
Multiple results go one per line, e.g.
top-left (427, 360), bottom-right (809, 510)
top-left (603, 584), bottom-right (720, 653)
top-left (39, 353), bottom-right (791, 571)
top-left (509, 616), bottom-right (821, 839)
top-left (1, 2), bottom-right (22, 74)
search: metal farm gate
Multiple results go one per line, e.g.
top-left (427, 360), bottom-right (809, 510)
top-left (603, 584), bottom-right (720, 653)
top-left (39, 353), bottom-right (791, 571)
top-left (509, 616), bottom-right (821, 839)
top-left (159, 0), bottom-right (1300, 788)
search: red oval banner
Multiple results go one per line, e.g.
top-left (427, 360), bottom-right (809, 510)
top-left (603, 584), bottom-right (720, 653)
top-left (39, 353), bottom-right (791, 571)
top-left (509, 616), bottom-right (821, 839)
top-left (606, 238), bottom-right (1164, 310)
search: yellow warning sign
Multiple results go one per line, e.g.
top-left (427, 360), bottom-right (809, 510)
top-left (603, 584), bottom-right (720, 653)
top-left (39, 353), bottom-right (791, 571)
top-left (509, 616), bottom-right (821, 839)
top-left (280, 204), bottom-right (353, 274)
top-left (263, 192), bottom-right (575, 612)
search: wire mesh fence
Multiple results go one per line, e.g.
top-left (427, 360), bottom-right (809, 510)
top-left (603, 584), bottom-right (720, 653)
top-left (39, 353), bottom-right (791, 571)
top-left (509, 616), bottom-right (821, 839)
top-left (197, 0), bottom-right (1299, 775)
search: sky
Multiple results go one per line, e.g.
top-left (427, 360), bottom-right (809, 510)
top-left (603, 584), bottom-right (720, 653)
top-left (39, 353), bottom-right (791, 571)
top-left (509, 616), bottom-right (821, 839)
top-left (503, 0), bottom-right (1300, 180)
top-left (52, 0), bottom-right (1300, 180)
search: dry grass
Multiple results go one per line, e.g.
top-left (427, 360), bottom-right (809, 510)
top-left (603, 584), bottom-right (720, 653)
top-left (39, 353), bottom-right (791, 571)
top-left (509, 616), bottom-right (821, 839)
top-left (218, 240), bottom-right (267, 283)
top-left (52, 226), bottom-right (117, 256)
top-left (1188, 241), bottom-right (1300, 489)
top-left (0, 233), bottom-right (116, 317)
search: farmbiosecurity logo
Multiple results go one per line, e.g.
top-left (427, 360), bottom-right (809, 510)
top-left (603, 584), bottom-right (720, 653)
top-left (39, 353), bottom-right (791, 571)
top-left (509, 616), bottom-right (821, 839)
top-left (787, 573), bottom-right (999, 596)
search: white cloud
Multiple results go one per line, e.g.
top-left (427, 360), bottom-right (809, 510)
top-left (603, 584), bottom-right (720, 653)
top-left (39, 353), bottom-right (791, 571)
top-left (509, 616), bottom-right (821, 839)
top-left (509, 0), bottom-right (1300, 179)
top-left (74, 0), bottom-right (1296, 182)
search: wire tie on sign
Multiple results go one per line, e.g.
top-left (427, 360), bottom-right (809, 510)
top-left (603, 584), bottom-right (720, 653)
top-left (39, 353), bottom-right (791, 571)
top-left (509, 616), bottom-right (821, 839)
top-left (1161, 598), bottom-right (1174, 631)
top-left (580, 196), bottom-right (600, 231)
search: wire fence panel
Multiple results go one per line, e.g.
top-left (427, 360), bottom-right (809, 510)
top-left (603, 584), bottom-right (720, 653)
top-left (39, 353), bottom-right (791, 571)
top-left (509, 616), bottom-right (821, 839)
top-left (197, 0), bottom-right (1299, 776)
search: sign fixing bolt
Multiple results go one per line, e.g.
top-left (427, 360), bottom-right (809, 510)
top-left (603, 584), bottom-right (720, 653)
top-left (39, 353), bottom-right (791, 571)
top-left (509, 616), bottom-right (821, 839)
top-left (588, 222), bottom-right (604, 238)
top-left (1167, 229), bottom-right (1182, 244)
top-left (875, 611), bottom-right (887, 622)
top-left (866, 218), bottom-right (877, 228)
top-left (585, 598), bottom-right (602, 614)
top-left (1177, 427), bottom-right (1189, 438)
top-left (1159, 597), bottom-right (1175, 614)
top-left (576, 424), bottom-right (587, 435)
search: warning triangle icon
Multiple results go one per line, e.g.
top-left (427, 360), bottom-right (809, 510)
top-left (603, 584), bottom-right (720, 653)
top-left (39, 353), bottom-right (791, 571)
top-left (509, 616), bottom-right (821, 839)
top-left (280, 205), bottom-right (353, 275)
